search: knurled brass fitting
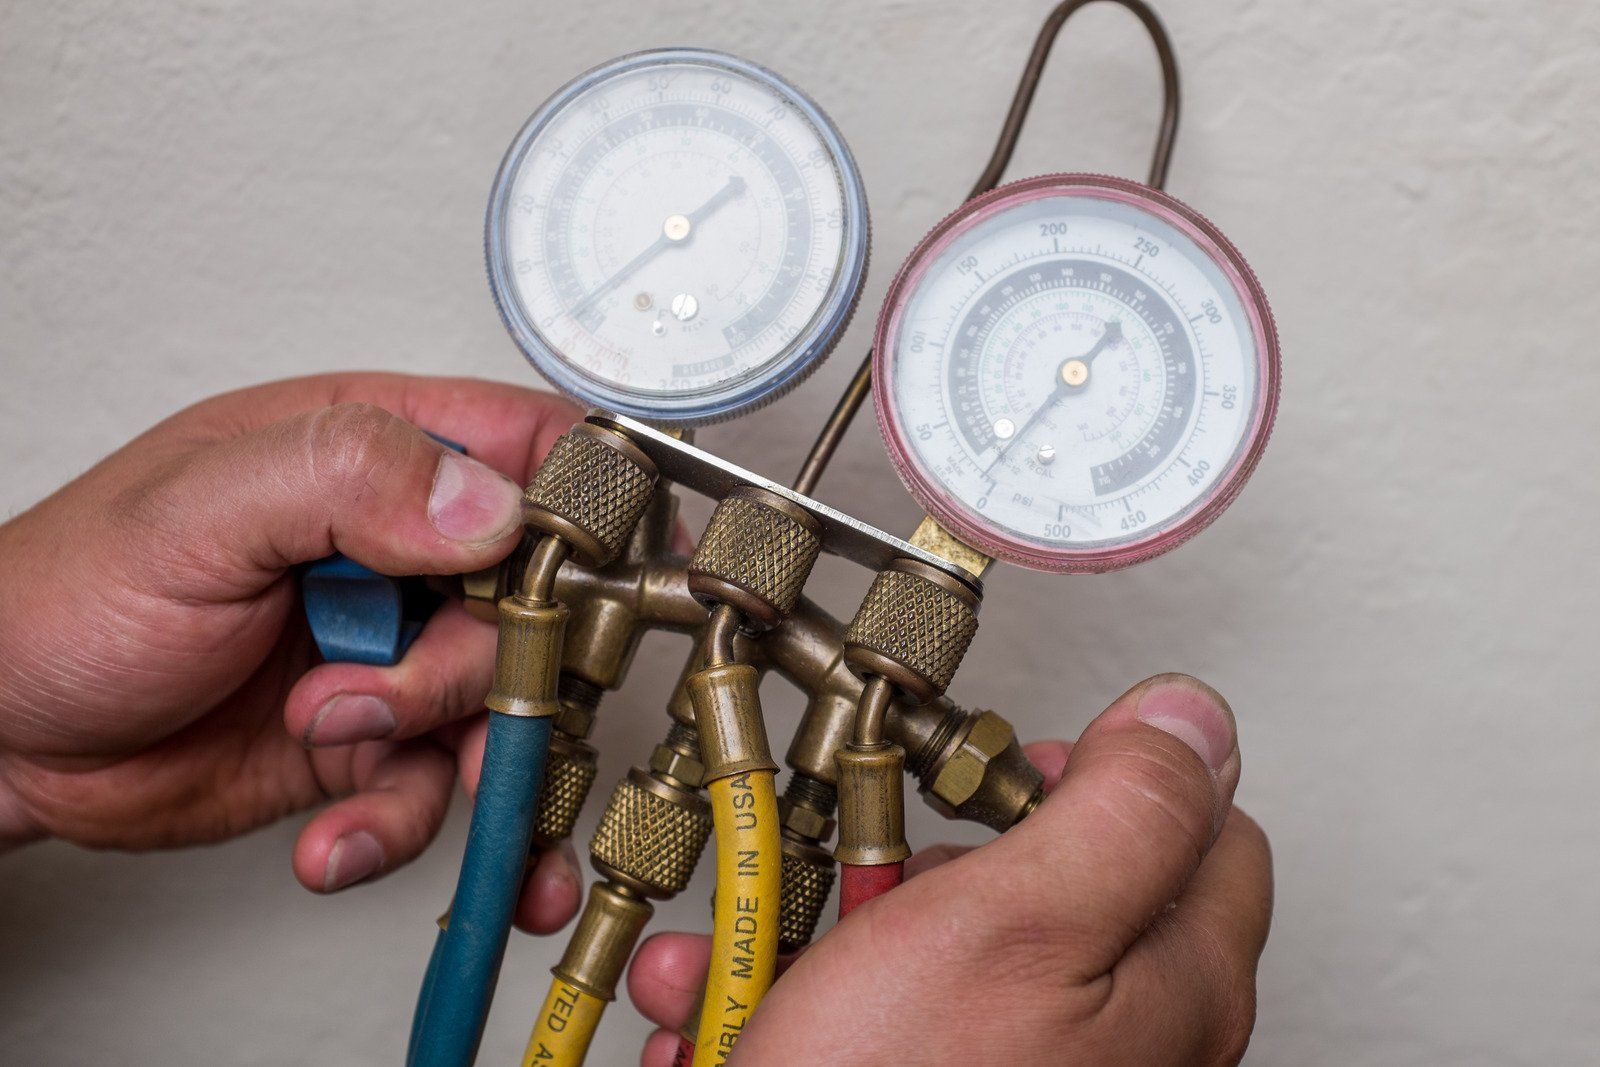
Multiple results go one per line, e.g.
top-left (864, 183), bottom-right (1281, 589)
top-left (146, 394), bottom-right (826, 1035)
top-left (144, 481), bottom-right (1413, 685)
top-left (898, 703), bottom-right (1046, 831)
top-left (552, 882), bottom-right (654, 1001)
top-left (523, 424), bottom-right (658, 568)
top-left (688, 487), bottom-right (823, 631)
top-left (843, 558), bottom-right (981, 705)
top-left (687, 663), bottom-right (778, 781)
top-left (777, 836), bottom-right (836, 953)
top-left (532, 733), bottom-right (598, 847)
top-left (834, 743), bottom-right (912, 866)
top-left (485, 595), bottom-right (569, 717)
top-left (590, 768), bottom-right (712, 898)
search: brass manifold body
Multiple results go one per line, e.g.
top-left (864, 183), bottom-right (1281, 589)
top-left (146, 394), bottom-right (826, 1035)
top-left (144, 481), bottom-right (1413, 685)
top-left (466, 415), bottom-right (1046, 1014)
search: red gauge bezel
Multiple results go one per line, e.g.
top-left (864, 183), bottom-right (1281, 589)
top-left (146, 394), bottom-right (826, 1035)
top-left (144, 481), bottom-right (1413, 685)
top-left (872, 173), bottom-right (1281, 573)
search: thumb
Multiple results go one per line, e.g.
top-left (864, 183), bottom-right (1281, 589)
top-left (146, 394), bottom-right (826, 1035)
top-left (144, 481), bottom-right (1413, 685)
top-left (983, 673), bottom-right (1241, 976)
top-left (125, 401), bottom-right (530, 586)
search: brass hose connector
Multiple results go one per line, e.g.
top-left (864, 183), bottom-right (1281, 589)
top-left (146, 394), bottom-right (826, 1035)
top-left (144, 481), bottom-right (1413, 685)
top-left (688, 664), bottom-right (778, 780)
top-left (834, 678), bottom-right (911, 868)
top-left (485, 537), bottom-right (571, 718)
top-left (552, 882), bottom-right (654, 1002)
top-left (688, 487), bottom-right (822, 632)
top-left (549, 722), bottom-right (714, 1018)
top-left (838, 559), bottom-right (983, 870)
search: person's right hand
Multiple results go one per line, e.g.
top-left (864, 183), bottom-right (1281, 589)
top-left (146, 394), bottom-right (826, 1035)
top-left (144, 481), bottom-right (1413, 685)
top-left (629, 674), bottom-right (1273, 1065)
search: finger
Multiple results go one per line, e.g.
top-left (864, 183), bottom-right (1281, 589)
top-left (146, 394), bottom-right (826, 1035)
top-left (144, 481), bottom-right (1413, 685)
top-left (641, 1029), bottom-right (681, 1067)
top-left (1106, 809), bottom-right (1273, 1063)
top-left (1024, 739), bottom-right (1074, 790)
top-left (514, 839), bottom-right (584, 935)
top-left (905, 842), bottom-right (976, 879)
top-left (284, 599), bottom-right (497, 747)
top-left (124, 401), bottom-right (538, 591)
top-left (978, 673), bottom-right (1241, 975)
top-left (627, 932), bottom-right (712, 1030)
top-left (160, 372), bottom-right (581, 485)
top-left (1121, 808), bottom-right (1273, 989)
top-left (291, 739), bottom-right (455, 892)
top-left (455, 716), bottom-right (489, 799)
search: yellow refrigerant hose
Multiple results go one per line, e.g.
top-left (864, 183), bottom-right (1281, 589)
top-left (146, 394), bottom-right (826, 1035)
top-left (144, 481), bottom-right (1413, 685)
top-left (692, 770), bottom-right (782, 1067)
top-left (522, 980), bottom-right (606, 1066)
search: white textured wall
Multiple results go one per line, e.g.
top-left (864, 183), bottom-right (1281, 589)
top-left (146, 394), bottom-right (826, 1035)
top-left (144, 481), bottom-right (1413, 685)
top-left (3, 1), bottom-right (1598, 1063)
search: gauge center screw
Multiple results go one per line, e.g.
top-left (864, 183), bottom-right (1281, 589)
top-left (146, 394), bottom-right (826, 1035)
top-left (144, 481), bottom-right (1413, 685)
top-left (1062, 359), bottom-right (1089, 387)
top-left (663, 213), bottom-right (691, 242)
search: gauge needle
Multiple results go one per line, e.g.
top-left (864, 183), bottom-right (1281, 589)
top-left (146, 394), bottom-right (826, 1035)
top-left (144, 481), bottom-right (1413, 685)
top-left (982, 320), bottom-right (1122, 479)
top-left (570, 176), bottom-right (747, 318)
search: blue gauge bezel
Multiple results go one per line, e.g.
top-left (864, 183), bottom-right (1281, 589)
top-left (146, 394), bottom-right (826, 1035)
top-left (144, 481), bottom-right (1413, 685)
top-left (485, 47), bottom-right (870, 424)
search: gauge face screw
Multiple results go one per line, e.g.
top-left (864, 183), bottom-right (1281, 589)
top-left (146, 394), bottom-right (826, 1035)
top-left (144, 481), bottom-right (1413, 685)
top-left (662, 213), bottom-right (691, 242)
top-left (633, 292), bottom-right (653, 311)
top-left (670, 293), bottom-right (698, 321)
top-left (1037, 443), bottom-right (1056, 465)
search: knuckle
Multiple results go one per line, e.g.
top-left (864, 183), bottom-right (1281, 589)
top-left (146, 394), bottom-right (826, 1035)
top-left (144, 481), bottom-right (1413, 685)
top-left (298, 402), bottom-right (413, 500)
top-left (1097, 738), bottom-right (1217, 861)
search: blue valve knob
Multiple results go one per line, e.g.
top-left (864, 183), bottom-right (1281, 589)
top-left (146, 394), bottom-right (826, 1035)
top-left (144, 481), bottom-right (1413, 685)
top-left (301, 434), bottom-right (467, 666)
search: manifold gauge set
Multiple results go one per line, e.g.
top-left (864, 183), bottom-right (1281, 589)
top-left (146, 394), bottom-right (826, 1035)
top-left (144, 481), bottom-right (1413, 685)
top-left (372, 10), bottom-right (1280, 1067)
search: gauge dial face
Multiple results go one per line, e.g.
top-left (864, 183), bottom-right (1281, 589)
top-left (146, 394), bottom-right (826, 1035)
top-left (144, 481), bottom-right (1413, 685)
top-left (874, 174), bottom-right (1279, 572)
top-left (486, 49), bottom-right (869, 423)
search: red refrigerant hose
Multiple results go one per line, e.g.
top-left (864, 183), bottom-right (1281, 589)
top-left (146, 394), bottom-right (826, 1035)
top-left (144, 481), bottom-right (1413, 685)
top-left (839, 861), bottom-right (905, 918)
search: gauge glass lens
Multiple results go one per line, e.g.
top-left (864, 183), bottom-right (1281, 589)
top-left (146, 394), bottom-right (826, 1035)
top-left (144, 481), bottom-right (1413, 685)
top-left (488, 50), bottom-right (866, 421)
top-left (876, 176), bottom-right (1277, 570)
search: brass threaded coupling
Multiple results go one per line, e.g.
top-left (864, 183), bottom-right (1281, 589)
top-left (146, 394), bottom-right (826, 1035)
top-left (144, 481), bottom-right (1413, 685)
top-left (777, 835), bottom-right (836, 952)
top-left (833, 742), bottom-right (911, 867)
top-left (532, 733), bottom-right (598, 847)
top-left (687, 663), bottom-right (777, 782)
top-left (688, 487), bottom-right (823, 631)
top-left (590, 767), bottom-right (712, 899)
top-left (524, 424), bottom-right (658, 568)
top-left (844, 558), bottom-right (982, 705)
top-left (897, 703), bottom-right (1046, 832)
top-left (553, 882), bottom-right (654, 1001)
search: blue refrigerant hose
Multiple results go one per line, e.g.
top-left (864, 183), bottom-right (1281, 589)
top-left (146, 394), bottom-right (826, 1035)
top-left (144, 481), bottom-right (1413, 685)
top-left (407, 927), bottom-right (447, 1062)
top-left (409, 712), bottom-right (552, 1067)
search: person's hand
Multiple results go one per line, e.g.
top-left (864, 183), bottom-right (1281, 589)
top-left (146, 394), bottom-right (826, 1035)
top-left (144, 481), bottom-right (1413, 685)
top-left (628, 674), bottom-right (1273, 1065)
top-left (0, 372), bottom-right (588, 928)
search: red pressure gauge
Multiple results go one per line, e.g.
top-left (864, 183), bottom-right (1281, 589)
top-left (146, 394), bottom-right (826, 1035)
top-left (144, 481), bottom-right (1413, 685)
top-left (873, 173), bottom-right (1280, 572)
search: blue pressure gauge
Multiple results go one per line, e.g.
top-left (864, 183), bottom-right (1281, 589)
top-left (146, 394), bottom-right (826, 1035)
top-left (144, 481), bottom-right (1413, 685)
top-left (485, 48), bottom-right (870, 424)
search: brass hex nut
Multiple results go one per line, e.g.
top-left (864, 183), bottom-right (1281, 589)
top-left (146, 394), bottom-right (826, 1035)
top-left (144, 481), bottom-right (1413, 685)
top-left (777, 795), bottom-right (834, 842)
top-left (930, 710), bottom-right (1015, 812)
top-left (648, 743), bottom-right (705, 790)
top-left (460, 564), bottom-right (501, 622)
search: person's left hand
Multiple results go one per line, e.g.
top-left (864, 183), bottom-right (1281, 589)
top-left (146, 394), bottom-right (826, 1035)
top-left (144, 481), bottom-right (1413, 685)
top-left (0, 373), bottom-right (586, 927)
